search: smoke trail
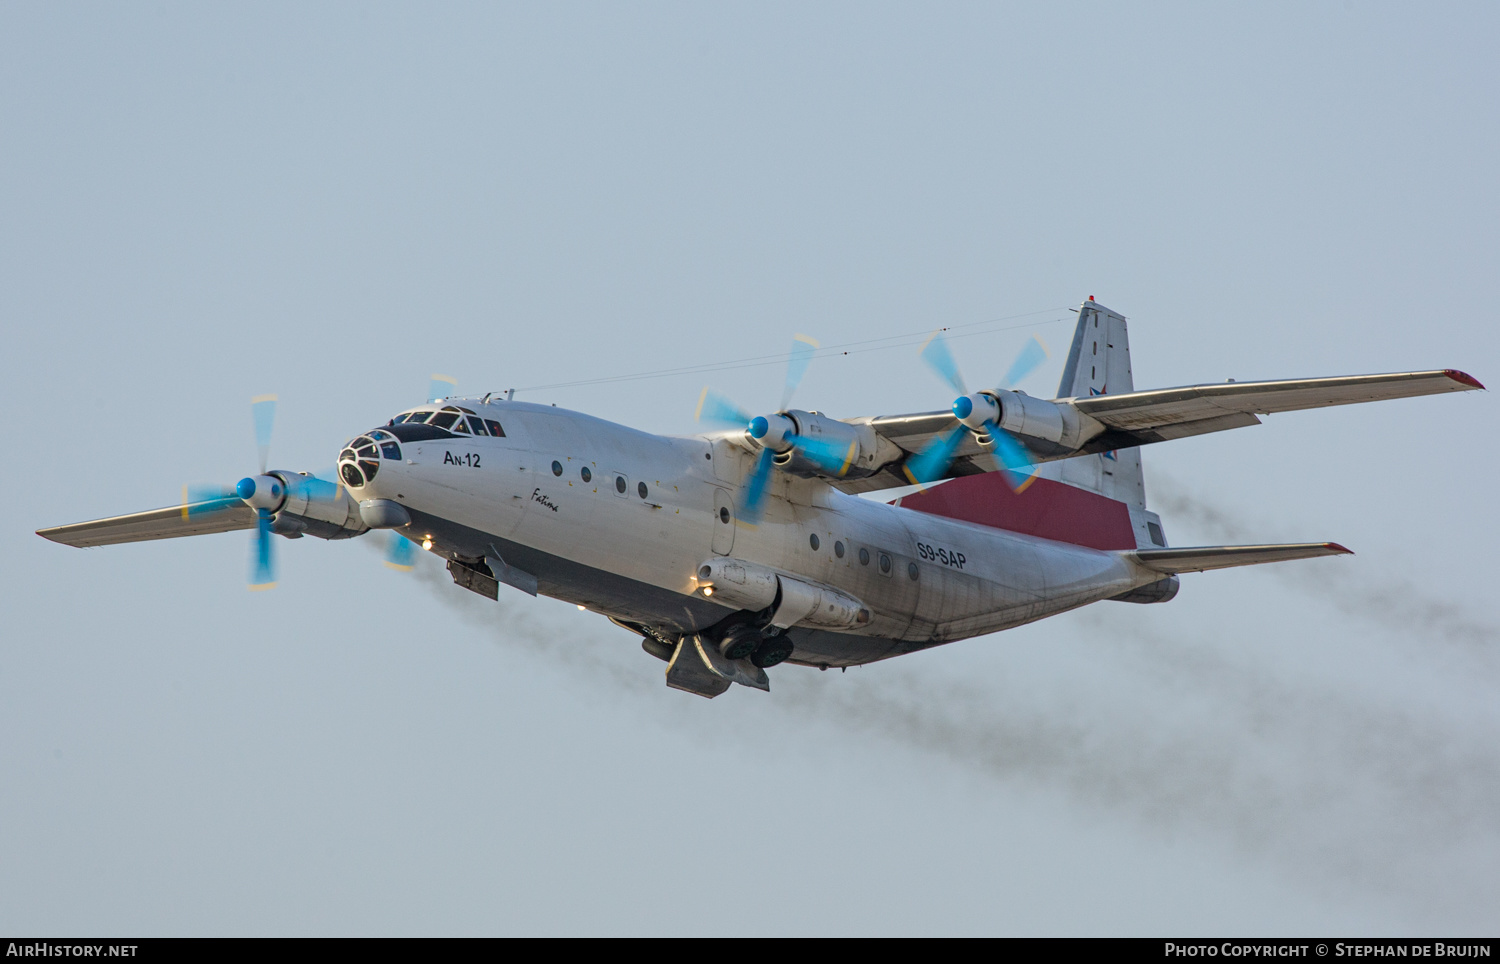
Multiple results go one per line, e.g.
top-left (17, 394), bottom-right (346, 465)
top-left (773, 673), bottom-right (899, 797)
top-left (400, 548), bottom-right (658, 695)
top-left (1151, 476), bottom-right (1500, 663)
top-left (392, 544), bottom-right (1500, 925)
top-left (772, 620), bottom-right (1500, 923)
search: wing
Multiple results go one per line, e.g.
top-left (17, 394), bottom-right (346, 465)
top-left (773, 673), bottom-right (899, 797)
top-left (828, 369), bottom-right (1482, 493)
top-left (830, 411), bottom-right (993, 493)
top-left (1071, 369), bottom-right (1481, 444)
top-left (37, 501), bottom-right (258, 548)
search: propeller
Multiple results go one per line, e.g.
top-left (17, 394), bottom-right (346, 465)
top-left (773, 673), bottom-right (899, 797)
top-left (385, 531), bottom-right (417, 571)
top-left (179, 394), bottom-right (348, 590)
top-left (429, 374), bottom-right (458, 403)
top-left (695, 335), bottom-right (825, 525)
top-left (905, 332), bottom-right (1050, 491)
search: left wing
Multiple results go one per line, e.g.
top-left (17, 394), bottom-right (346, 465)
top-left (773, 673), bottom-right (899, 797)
top-left (827, 369), bottom-right (1483, 494)
top-left (37, 501), bottom-right (258, 548)
top-left (1072, 369), bottom-right (1482, 442)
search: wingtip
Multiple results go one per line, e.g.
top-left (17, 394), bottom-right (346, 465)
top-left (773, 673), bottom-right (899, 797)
top-left (1324, 542), bottom-right (1354, 555)
top-left (1444, 369), bottom-right (1484, 390)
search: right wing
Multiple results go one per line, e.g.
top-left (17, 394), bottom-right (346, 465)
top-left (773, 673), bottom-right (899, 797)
top-left (37, 501), bottom-right (258, 548)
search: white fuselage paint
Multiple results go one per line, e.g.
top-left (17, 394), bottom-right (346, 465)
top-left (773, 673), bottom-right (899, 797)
top-left (353, 400), bottom-right (1157, 661)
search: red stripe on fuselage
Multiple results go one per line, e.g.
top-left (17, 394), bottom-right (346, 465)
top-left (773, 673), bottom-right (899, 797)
top-left (896, 473), bottom-right (1137, 550)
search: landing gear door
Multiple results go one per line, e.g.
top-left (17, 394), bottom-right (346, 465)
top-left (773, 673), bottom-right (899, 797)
top-left (711, 488), bottom-right (735, 556)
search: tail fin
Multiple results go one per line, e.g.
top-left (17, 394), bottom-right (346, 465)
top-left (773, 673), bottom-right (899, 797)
top-left (896, 297), bottom-right (1166, 551)
top-left (1039, 298), bottom-right (1153, 526)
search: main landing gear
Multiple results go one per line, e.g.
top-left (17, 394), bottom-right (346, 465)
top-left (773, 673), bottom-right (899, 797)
top-left (614, 613), bottom-right (796, 698)
top-left (713, 622), bottom-right (791, 667)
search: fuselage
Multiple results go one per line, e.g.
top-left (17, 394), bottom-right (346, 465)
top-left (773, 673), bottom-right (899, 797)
top-left (345, 398), bottom-right (1153, 667)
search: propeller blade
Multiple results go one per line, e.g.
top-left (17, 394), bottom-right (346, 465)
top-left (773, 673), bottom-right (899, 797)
top-left (385, 532), bottom-right (416, 571)
top-left (695, 388), bottom-right (752, 429)
top-left (997, 336), bottom-right (1050, 390)
top-left (249, 508), bottom-right (277, 590)
top-left (428, 374), bottom-right (458, 403)
top-left (780, 335), bottom-right (819, 410)
top-left (902, 424), bottom-right (967, 485)
top-left (792, 434), bottom-right (858, 478)
top-left (251, 395), bottom-right (277, 474)
top-left (983, 419), bottom-right (1038, 491)
top-left (919, 331), bottom-right (967, 397)
top-left (289, 470), bottom-right (344, 504)
top-left (739, 447), bottom-right (776, 526)
top-left (181, 484), bottom-right (242, 518)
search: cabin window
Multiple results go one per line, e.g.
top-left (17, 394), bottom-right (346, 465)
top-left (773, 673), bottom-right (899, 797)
top-left (809, 534), bottom-right (820, 551)
top-left (719, 507), bottom-right (730, 524)
top-left (467, 416), bottom-right (489, 436)
top-left (581, 467), bottom-right (592, 482)
top-left (430, 411), bottom-right (459, 430)
top-left (834, 541), bottom-right (845, 558)
top-left (879, 553), bottom-right (892, 574)
top-left (858, 547), bottom-right (870, 566)
top-left (615, 476), bottom-right (627, 494)
top-left (551, 461), bottom-right (563, 476)
top-left (908, 562), bottom-right (919, 581)
top-left (380, 443), bottom-right (400, 460)
top-left (485, 419), bottom-right (506, 438)
top-left (638, 482), bottom-right (649, 499)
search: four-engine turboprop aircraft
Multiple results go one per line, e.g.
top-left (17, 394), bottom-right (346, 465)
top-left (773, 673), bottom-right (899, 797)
top-left (38, 299), bottom-right (1484, 698)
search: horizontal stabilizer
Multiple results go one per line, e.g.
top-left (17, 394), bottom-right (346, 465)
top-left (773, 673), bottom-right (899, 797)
top-left (1132, 542), bottom-right (1352, 574)
top-left (37, 502), bottom-right (258, 548)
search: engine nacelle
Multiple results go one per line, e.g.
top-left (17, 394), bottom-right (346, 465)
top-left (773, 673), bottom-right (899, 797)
top-left (269, 470), bottom-right (368, 540)
top-left (991, 390), bottom-right (1068, 445)
top-left (772, 410), bottom-right (884, 479)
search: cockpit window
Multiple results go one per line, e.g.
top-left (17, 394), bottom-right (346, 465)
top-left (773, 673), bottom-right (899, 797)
top-left (338, 433), bottom-right (401, 486)
top-left (385, 409), bottom-right (503, 440)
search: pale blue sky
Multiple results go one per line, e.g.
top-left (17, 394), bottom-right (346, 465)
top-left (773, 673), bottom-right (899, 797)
top-left (3, 2), bottom-right (1497, 935)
